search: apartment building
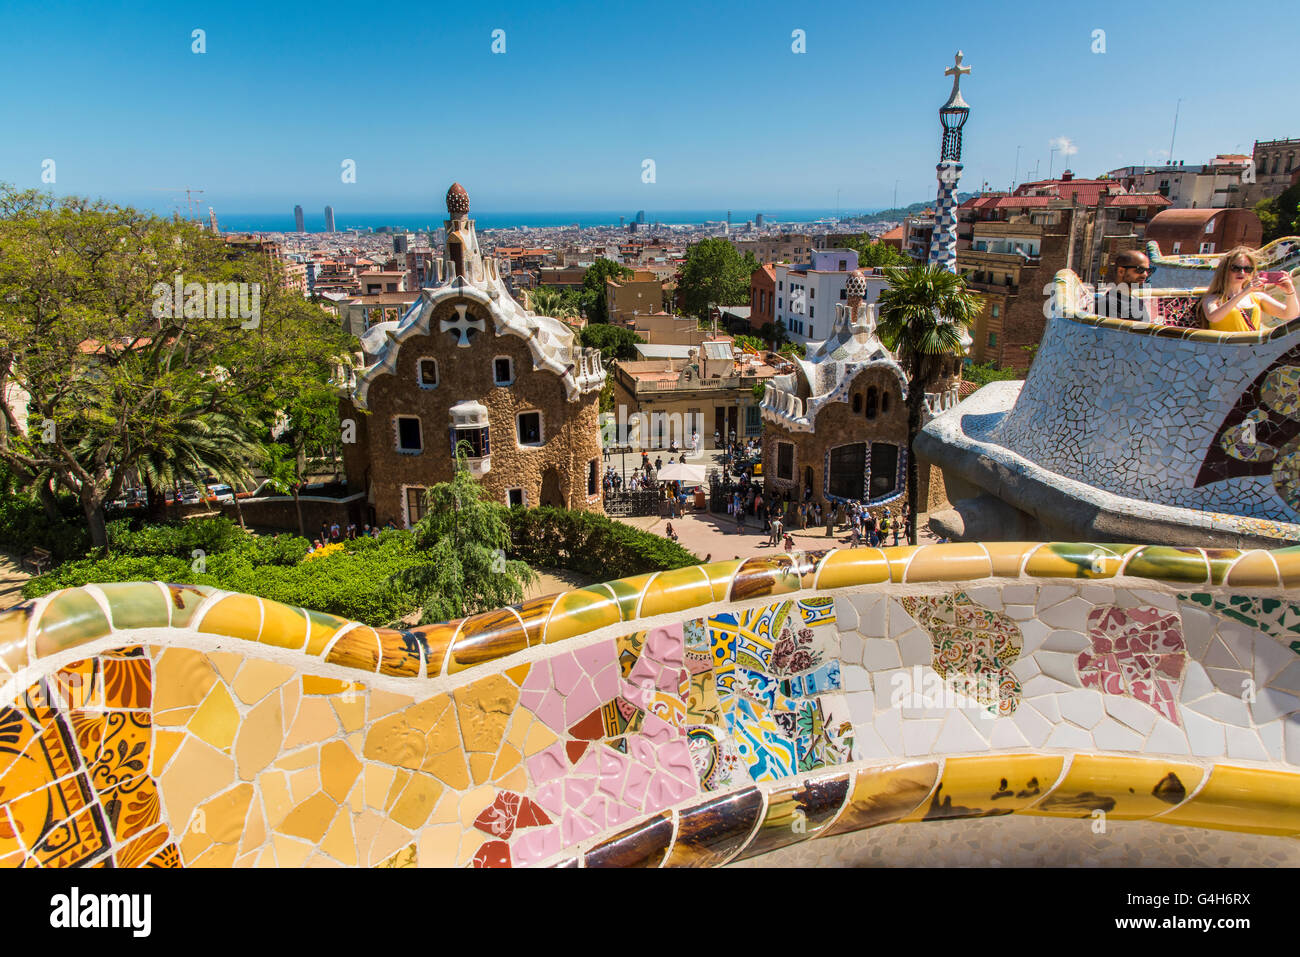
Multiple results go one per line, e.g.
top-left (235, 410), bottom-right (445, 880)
top-left (1239, 138), bottom-right (1300, 207)
top-left (749, 264), bottom-right (776, 332)
top-left (605, 272), bottom-right (669, 323)
top-left (1144, 207), bottom-right (1263, 257)
top-left (771, 249), bottom-right (889, 345)
top-left (1106, 156), bottom-right (1251, 209)
top-left (732, 234), bottom-right (814, 264)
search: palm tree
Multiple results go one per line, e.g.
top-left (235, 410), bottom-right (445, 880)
top-left (528, 287), bottom-right (578, 319)
top-left (876, 264), bottom-right (981, 545)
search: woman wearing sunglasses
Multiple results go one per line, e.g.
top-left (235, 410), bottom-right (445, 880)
top-left (1200, 246), bottom-right (1298, 332)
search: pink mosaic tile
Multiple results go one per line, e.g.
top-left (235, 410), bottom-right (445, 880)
top-left (1078, 604), bottom-right (1187, 725)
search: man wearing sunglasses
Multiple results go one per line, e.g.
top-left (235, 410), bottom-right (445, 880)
top-left (1094, 250), bottom-right (1156, 322)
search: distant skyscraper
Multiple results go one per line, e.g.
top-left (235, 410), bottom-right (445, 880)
top-left (727, 210), bottom-right (732, 226)
top-left (635, 210), bottom-right (645, 224)
top-left (293, 205), bottom-right (305, 232)
top-left (324, 205), bottom-right (336, 233)
top-left (755, 213), bottom-right (764, 227)
top-left (619, 216), bottom-right (625, 228)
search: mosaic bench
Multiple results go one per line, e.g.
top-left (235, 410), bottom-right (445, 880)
top-left (2, 542), bottom-right (1298, 868)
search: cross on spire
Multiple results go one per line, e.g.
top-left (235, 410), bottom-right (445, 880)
top-left (945, 51), bottom-right (971, 92)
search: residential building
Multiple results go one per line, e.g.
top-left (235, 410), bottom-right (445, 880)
top-left (731, 234), bottom-right (814, 264)
top-left (537, 266), bottom-right (587, 289)
top-left (623, 312), bottom-right (714, 347)
top-left (1144, 207), bottom-right (1263, 258)
top-left (749, 264), bottom-right (776, 332)
top-left (879, 225), bottom-right (904, 251)
top-left (902, 212), bottom-right (934, 262)
top-left (1239, 138), bottom-right (1300, 207)
top-left (340, 183), bottom-right (607, 526)
top-left (1105, 156), bottom-right (1250, 209)
top-left (608, 340), bottom-right (777, 448)
top-left (605, 272), bottom-right (668, 323)
top-left (357, 270), bottom-right (407, 295)
top-left (772, 250), bottom-right (891, 345)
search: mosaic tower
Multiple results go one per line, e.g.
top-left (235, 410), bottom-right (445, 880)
top-left (927, 51), bottom-right (971, 273)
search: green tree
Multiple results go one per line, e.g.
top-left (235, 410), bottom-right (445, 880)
top-left (876, 265), bottom-right (982, 545)
top-left (392, 448), bottom-right (537, 623)
top-left (1257, 184), bottom-right (1300, 244)
top-left (580, 323), bottom-right (644, 362)
top-left (733, 334), bottom-right (765, 352)
top-left (0, 184), bottom-right (352, 548)
top-left (580, 258), bottom-right (633, 323)
top-left (677, 239), bottom-right (760, 320)
top-left (962, 361), bottom-right (1020, 387)
top-left (528, 286), bottom-right (579, 319)
top-left (840, 234), bottom-right (910, 268)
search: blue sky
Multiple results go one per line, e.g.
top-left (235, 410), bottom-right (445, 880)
top-left (0, 0), bottom-right (1293, 215)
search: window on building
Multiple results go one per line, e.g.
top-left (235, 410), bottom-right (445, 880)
top-left (778, 280), bottom-right (783, 290)
top-left (852, 392), bottom-right (863, 413)
top-left (1200, 243), bottom-right (1214, 254)
top-left (809, 306), bottom-right (815, 319)
top-left (778, 297), bottom-right (783, 310)
top-left (405, 486), bottom-right (427, 526)
top-left (1205, 218), bottom-right (1216, 234)
top-left (988, 332), bottom-right (998, 348)
top-left (991, 305), bottom-right (1000, 318)
top-left (776, 442), bottom-right (794, 481)
top-left (517, 411), bottom-right (543, 446)
top-left (493, 357), bottom-right (514, 385)
top-left (507, 488), bottom-right (525, 507)
top-left (808, 325), bottom-right (814, 338)
top-left (418, 359), bottom-right (438, 388)
top-left (865, 386), bottom-right (878, 420)
top-left (869, 443), bottom-right (899, 500)
top-left (881, 390), bottom-right (890, 413)
top-left (810, 288), bottom-right (815, 299)
top-left (745, 405), bottom-right (761, 434)
top-left (838, 260), bottom-right (847, 270)
top-left (588, 460), bottom-right (598, 496)
top-left (452, 427), bottom-right (490, 458)
top-left (396, 416), bottom-right (422, 453)
top-left (1172, 242), bottom-right (1182, 253)
top-left (828, 443), bottom-right (865, 500)
top-left (840, 289), bottom-right (847, 300)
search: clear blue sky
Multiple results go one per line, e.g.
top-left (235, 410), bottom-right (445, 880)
top-left (1, 0), bottom-right (1293, 215)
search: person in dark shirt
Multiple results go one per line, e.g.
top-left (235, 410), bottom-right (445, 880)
top-left (1094, 250), bottom-right (1156, 322)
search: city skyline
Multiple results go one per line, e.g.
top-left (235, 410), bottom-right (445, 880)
top-left (0, 0), bottom-right (1295, 217)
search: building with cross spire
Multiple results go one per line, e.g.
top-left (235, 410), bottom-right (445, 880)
top-left (929, 51), bottom-right (971, 273)
top-left (339, 182), bottom-right (608, 527)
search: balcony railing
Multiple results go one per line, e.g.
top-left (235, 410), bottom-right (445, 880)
top-left (634, 375), bottom-right (757, 394)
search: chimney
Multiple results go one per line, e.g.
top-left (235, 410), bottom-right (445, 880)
top-left (1061, 170), bottom-right (1074, 182)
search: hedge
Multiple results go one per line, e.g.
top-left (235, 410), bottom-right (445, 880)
top-left (0, 496), bottom-right (91, 563)
top-left (504, 507), bottom-right (699, 580)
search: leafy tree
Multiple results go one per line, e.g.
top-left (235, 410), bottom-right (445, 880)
top-left (528, 286), bottom-right (579, 319)
top-left (733, 334), bottom-right (765, 352)
top-left (840, 233), bottom-right (910, 268)
top-left (258, 385), bottom-right (343, 537)
top-left (677, 239), bottom-right (760, 320)
top-left (1256, 184), bottom-right (1300, 244)
top-left (877, 265), bottom-right (982, 545)
top-left (579, 258), bottom-right (633, 323)
top-left (579, 323), bottom-right (644, 362)
top-left (962, 361), bottom-right (1020, 387)
top-left (0, 184), bottom-right (352, 548)
top-left (392, 447), bottom-right (537, 623)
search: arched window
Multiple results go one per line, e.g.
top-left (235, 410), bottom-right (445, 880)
top-left (851, 392), bottom-right (862, 413)
top-left (865, 386), bottom-right (878, 420)
top-left (881, 389), bottom-right (890, 413)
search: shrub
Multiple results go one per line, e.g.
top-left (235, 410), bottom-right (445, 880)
top-left (0, 496), bottom-right (91, 562)
top-left (504, 507), bottom-right (698, 580)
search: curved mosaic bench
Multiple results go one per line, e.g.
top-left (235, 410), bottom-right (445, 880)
top-left (2, 542), bottom-right (1298, 868)
top-left (919, 269), bottom-right (1300, 547)
top-left (1147, 236), bottom-right (1300, 291)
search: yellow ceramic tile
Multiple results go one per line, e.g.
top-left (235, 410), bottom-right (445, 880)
top-left (367, 689), bottom-right (416, 721)
top-left (158, 735), bottom-right (236, 838)
top-left (363, 696), bottom-right (460, 776)
top-left (195, 783), bottom-right (254, 845)
top-left (884, 545), bottom-right (921, 583)
top-left (904, 543), bottom-right (992, 583)
top-left (348, 781), bottom-right (366, 814)
top-left (282, 697), bottom-right (341, 750)
top-left (364, 764), bottom-right (396, 811)
top-left (205, 651), bottom-right (244, 683)
top-left (288, 766), bottom-right (320, 806)
top-left (152, 648), bottom-right (218, 720)
top-left (504, 663), bottom-right (531, 687)
top-left (239, 791), bottom-right (266, 857)
top-left (231, 660), bottom-right (296, 705)
top-left (367, 819), bottom-right (415, 868)
top-left (814, 548), bottom-right (890, 591)
top-left (1023, 543), bottom-right (1123, 580)
top-left (1026, 755), bottom-right (1203, 821)
top-left (277, 792), bottom-right (338, 843)
top-left (275, 744), bottom-right (320, 772)
top-left (390, 773), bottom-right (443, 830)
top-left (1273, 550), bottom-right (1300, 589)
top-left (320, 740), bottom-right (362, 803)
top-left (0, 605), bottom-right (31, 675)
top-left (233, 850), bottom-right (258, 868)
top-left (1122, 546), bottom-right (1210, 585)
top-left (639, 566), bottom-right (714, 619)
top-left (822, 761), bottom-right (940, 837)
top-left (469, 753), bottom-right (495, 785)
top-left (281, 680), bottom-right (301, 734)
top-left (981, 542), bottom-right (1036, 578)
top-left (319, 808), bottom-right (357, 866)
top-left (1155, 765), bottom-right (1300, 836)
top-left (324, 625), bottom-right (381, 673)
top-left (1224, 550), bottom-right (1281, 588)
top-left (495, 766), bottom-right (528, 793)
top-left (700, 559), bottom-right (744, 603)
top-left (187, 682), bottom-right (240, 752)
top-left (304, 609), bottom-right (350, 657)
top-left (416, 822), bottom-right (463, 869)
top-left (331, 690), bottom-right (366, 733)
top-left (255, 845), bottom-right (277, 868)
top-left (196, 594), bottom-right (264, 643)
top-left (235, 693), bottom-right (284, 781)
top-left (271, 834), bottom-right (312, 867)
top-left (34, 589), bottom-right (112, 659)
top-left (190, 842), bottom-right (238, 868)
top-left (258, 600), bottom-right (308, 651)
top-left (178, 824), bottom-right (213, 865)
top-left (453, 674), bottom-right (518, 753)
top-left (491, 744), bottom-right (523, 782)
top-left (352, 808), bottom-right (385, 865)
top-left (377, 843), bottom-right (417, 868)
top-left (543, 586), bottom-right (622, 645)
top-left (523, 720), bottom-right (559, 756)
top-left (903, 753), bottom-right (1064, 822)
top-left (151, 729), bottom-right (186, 777)
top-left (425, 750), bottom-right (470, 791)
top-left (258, 771), bottom-right (292, 830)
top-left (385, 770), bottom-right (412, 812)
top-left (302, 675), bottom-right (352, 695)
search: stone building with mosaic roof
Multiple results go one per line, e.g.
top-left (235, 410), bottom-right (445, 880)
top-left (339, 183), bottom-right (607, 527)
top-left (758, 270), bottom-right (960, 512)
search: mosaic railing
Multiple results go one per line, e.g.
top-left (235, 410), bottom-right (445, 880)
top-left (2, 543), bottom-right (1298, 868)
top-left (1147, 236), bottom-right (1300, 290)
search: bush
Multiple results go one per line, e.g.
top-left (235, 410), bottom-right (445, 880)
top-left (106, 516), bottom-right (244, 559)
top-left (504, 507), bottom-right (699, 580)
top-left (24, 555), bottom-right (196, 598)
top-left (962, 360), bottom-right (1021, 387)
top-left (0, 495), bottom-right (91, 563)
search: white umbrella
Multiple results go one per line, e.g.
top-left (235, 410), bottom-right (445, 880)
top-left (656, 463), bottom-right (707, 485)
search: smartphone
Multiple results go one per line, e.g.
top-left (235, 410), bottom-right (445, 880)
top-left (1259, 271), bottom-right (1288, 285)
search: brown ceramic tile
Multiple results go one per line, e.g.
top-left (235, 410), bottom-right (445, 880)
top-left (822, 761), bottom-right (941, 836)
top-left (732, 771), bottom-right (851, 862)
top-left (661, 788), bottom-right (763, 868)
top-left (324, 625), bottom-right (381, 673)
top-left (583, 811), bottom-right (674, 868)
top-left (375, 627), bottom-right (424, 678)
top-left (445, 608), bottom-right (528, 674)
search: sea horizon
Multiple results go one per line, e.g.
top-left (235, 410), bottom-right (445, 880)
top-left (211, 207), bottom-right (886, 234)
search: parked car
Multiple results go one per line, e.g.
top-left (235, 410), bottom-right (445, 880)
top-left (205, 483), bottom-right (236, 504)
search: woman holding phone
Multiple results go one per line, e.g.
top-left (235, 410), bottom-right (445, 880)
top-left (1200, 247), bottom-right (1298, 332)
